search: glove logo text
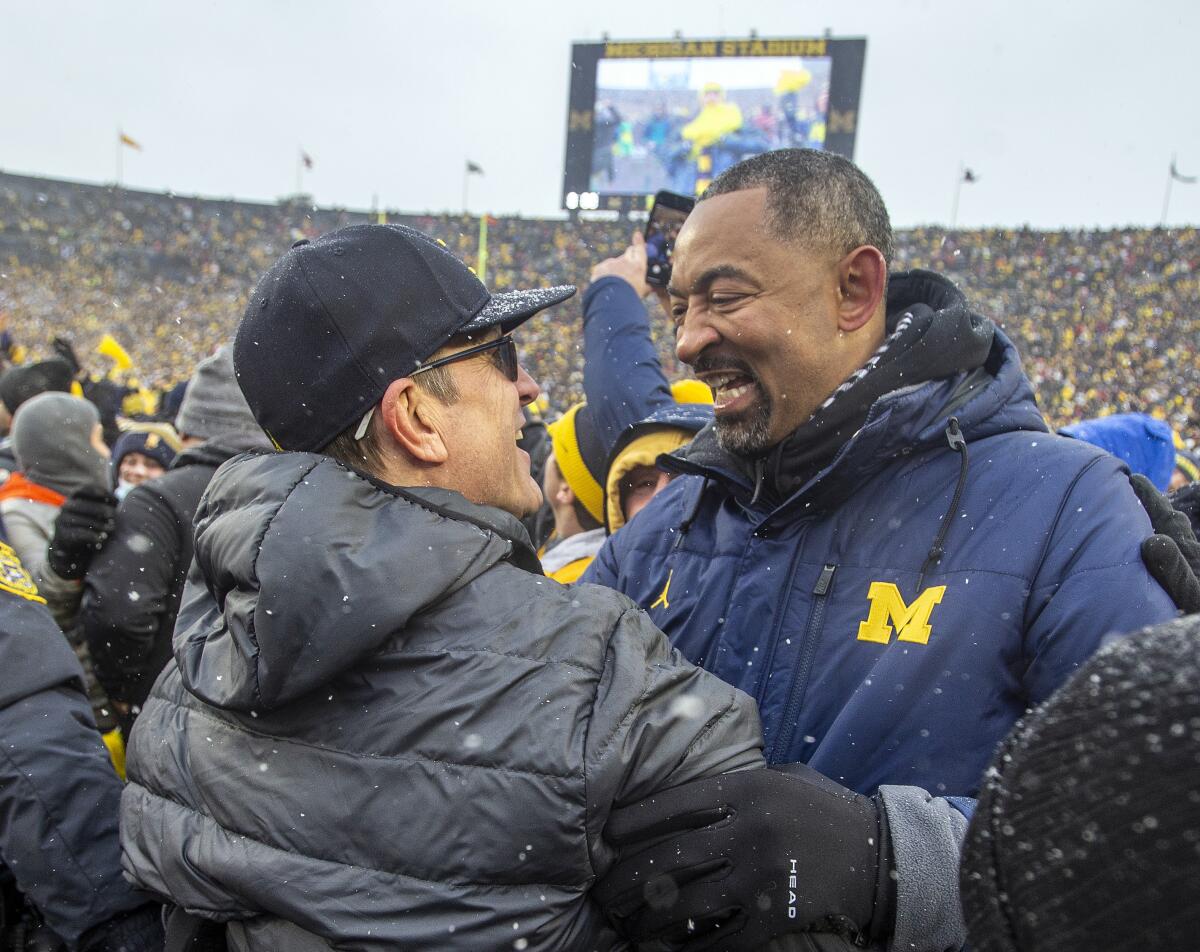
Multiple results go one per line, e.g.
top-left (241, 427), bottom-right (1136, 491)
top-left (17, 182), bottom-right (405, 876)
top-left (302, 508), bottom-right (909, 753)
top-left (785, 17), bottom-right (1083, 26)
top-left (856, 581), bottom-right (946, 646)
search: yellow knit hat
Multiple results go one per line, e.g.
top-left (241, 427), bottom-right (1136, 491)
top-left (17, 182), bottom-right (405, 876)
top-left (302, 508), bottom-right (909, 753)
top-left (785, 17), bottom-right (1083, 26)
top-left (547, 403), bottom-right (606, 524)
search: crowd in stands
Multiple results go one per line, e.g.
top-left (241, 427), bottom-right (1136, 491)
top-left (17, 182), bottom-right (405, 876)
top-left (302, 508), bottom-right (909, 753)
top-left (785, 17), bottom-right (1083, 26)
top-left (1, 172), bottom-right (1196, 439)
top-left (1, 150), bottom-right (1198, 952)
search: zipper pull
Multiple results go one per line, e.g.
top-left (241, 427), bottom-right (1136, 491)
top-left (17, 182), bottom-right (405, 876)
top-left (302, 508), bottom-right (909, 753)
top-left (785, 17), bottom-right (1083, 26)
top-left (813, 563), bottom-right (837, 595)
top-left (945, 416), bottom-right (965, 453)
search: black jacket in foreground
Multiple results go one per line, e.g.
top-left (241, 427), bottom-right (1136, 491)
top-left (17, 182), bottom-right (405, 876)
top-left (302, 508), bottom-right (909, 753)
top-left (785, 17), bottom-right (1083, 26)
top-left (121, 451), bottom-right (764, 950)
top-left (82, 436), bottom-right (263, 719)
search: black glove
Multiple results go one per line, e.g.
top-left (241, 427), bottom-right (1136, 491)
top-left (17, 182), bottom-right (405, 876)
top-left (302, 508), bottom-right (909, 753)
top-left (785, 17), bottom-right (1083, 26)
top-left (80, 903), bottom-right (164, 952)
top-left (1131, 473), bottom-right (1200, 613)
top-left (594, 765), bottom-right (895, 951)
top-left (47, 487), bottom-right (118, 580)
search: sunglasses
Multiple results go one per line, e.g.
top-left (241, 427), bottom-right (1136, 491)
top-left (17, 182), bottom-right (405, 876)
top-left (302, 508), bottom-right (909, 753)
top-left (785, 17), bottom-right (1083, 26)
top-left (353, 335), bottom-right (520, 441)
top-left (411, 334), bottom-right (519, 382)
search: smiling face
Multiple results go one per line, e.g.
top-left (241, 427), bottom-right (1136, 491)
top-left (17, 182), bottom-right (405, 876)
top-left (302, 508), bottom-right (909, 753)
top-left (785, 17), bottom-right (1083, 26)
top-left (434, 330), bottom-right (544, 519)
top-left (668, 187), bottom-right (882, 456)
top-left (118, 451), bottom-right (166, 488)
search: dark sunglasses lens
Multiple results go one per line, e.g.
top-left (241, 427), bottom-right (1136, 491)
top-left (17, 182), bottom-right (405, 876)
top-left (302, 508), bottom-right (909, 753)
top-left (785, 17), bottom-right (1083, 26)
top-left (495, 338), bottom-right (518, 381)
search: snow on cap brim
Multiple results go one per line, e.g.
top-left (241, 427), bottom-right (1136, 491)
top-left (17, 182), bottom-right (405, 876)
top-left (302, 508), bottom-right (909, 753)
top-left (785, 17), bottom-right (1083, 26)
top-left (462, 285), bottom-right (577, 334)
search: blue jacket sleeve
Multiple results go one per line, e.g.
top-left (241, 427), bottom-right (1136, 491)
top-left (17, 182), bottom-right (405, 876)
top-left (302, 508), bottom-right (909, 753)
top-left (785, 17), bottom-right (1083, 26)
top-left (579, 529), bottom-right (623, 589)
top-left (581, 276), bottom-right (674, 453)
top-left (1022, 453), bottom-right (1179, 703)
top-left (0, 583), bottom-right (153, 945)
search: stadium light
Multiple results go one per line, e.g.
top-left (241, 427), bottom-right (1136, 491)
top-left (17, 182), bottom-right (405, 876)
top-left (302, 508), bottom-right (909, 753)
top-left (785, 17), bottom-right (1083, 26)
top-left (565, 192), bottom-right (579, 210)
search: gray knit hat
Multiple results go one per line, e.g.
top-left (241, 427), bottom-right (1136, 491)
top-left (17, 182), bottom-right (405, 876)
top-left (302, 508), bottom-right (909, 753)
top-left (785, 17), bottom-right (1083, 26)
top-left (175, 345), bottom-right (265, 442)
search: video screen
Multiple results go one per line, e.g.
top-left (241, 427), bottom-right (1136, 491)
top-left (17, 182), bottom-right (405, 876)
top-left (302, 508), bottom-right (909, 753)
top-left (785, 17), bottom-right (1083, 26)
top-left (589, 56), bottom-right (832, 197)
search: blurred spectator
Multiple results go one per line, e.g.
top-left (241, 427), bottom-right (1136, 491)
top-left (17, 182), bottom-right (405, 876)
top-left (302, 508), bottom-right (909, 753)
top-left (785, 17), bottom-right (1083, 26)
top-left (1171, 445), bottom-right (1199, 491)
top-left (1059, 412), bottom-right (1176, 490)
top-left (0, 357), bottom-right (76, 478)
top-left (109, 423), bottom-right (180, 499)
top-left (84, 345), bottom-right (270, 736)
top-left (541, 404), bottom-right (608, 582)
top-left (1, 393), bottom-right (110, 630)
top-left (0, 392), bottom-right (119, 737)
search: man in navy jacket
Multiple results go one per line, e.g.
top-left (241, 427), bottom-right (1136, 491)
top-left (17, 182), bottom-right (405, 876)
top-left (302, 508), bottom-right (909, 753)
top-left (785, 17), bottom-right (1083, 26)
top-left (587, 150), bottom-right (1178, 951)
top-left (0, 535), bottom-right (161, 950)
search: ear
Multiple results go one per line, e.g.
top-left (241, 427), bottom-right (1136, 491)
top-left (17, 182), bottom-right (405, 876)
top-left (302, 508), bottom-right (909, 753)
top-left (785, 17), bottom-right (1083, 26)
top-left (377, 378), bottom-right (449, 464)
top-left (836, 245), bottom-right (888, 333)
top-left (558, 483), bottom-right (579, 508)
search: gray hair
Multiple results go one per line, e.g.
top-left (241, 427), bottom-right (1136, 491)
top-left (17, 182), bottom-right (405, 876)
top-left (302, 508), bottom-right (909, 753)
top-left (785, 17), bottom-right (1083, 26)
top-left (701, 149), bottom-right (894, 263)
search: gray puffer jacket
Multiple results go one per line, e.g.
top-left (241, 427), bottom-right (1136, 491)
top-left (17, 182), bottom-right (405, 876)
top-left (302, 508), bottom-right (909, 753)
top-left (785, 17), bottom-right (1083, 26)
top-left (121, 452), bottom-right (764, 951)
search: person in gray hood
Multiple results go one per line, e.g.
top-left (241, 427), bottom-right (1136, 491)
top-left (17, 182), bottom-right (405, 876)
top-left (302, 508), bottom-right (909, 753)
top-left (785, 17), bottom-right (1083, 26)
top-left (0, 391), bottom-right (111, 628)
top-left (120, 225), bottom-right (766, 951)
top-left (0, 391), bottom-right (121, 734)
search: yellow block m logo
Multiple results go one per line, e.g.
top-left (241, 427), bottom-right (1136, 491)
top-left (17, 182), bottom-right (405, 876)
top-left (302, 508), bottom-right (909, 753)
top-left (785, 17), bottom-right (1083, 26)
top-left (856, 582), bottom-right (946, 646)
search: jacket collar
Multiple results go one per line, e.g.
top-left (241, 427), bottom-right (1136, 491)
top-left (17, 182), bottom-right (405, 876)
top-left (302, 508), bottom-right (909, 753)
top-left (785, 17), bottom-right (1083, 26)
top-left (662, 271), bottom-right (1047, 519)
top-left (175, 452), bottom-right (541, 712)
top-left (362, 473), bottom-right (542, 575)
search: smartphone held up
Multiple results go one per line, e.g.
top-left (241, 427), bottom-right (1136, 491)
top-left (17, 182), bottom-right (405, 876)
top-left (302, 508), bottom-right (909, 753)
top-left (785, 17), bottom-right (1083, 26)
top-left (644, 190), bottom-right (695, 287)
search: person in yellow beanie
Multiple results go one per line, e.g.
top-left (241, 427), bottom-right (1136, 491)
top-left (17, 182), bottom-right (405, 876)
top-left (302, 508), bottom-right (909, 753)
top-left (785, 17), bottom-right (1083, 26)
top-left (541, 402), bottom-right (608, 582)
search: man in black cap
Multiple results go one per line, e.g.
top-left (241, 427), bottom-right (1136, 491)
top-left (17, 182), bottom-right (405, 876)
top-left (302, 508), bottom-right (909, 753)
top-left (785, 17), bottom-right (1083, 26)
top-left (119, 224), bottom-right (766, 950)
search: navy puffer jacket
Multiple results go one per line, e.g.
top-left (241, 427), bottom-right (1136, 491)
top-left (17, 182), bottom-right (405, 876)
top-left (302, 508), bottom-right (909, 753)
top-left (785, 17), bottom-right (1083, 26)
top-left (584, 270), bottom-right (1177, 797)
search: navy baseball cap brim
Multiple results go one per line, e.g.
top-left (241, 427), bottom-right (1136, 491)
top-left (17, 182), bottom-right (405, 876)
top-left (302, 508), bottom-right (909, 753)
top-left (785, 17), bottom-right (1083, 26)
top-left (463, 286), bottom-right (577, 334)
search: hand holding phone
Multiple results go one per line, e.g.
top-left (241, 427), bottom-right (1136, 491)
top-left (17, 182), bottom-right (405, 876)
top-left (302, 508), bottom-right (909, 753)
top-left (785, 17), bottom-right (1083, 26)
top-left (644, 190), bottom-right (695, 288)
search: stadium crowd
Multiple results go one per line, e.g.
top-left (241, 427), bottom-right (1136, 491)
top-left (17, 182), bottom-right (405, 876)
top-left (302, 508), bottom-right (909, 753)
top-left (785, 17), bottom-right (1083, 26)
top-left (0, 152), bottom-right (1198, 952)
top-left (2, 172), bottom-right (1197, 439)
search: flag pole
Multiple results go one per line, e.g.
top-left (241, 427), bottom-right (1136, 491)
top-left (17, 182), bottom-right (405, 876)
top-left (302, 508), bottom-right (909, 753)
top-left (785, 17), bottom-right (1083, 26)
top-left (1162, 154), bottom-right (1176, 226)
top-left (950, 162), bottom-right (963, 230)
top-left (478, 214), bottom-right (489, 285)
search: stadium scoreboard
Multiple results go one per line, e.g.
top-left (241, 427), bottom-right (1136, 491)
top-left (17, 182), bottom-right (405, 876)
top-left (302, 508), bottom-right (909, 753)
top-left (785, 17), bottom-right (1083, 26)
top-left (563, 36), bottom-right (866, 211)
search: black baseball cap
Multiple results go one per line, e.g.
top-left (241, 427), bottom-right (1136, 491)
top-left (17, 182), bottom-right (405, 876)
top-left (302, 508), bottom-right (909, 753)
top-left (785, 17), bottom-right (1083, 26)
top-left (233, 224), bottom-right (575, 452)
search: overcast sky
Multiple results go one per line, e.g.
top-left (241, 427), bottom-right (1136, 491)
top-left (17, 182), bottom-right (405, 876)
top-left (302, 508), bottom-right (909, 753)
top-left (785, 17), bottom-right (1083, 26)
top-left (2, 0), bottom-right (1197, 228)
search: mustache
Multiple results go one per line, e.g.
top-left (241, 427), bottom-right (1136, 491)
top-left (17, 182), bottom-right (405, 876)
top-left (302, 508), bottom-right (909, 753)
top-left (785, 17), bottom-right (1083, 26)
top-left (693, 353), bottom-right (759, 382)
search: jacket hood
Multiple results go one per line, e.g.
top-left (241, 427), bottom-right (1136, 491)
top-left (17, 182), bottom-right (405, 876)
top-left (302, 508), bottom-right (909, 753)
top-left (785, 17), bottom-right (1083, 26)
top-left (604, 403), bottom-right (712, 532)
top-left (174, 452), bottom-right (539, 712)
top-left (12, 392), bottom-right (108, 497)
top-left (666, 269), bottom-right (1047, 509)
top-left (607, 402), bottom-right (713, 468)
